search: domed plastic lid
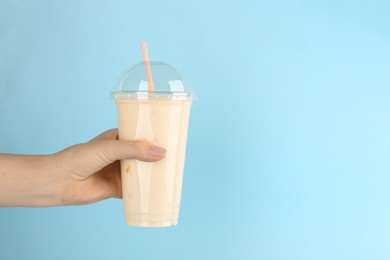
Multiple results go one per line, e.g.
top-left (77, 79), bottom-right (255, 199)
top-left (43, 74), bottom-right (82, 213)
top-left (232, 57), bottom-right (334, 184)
top-left (111, 61), bottom-right (194, 100)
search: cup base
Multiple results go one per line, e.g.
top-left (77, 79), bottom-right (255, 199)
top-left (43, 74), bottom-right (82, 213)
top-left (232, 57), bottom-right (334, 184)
top-left (125, 219), bottom-right (178, 228)
top-left (124, 212), bottom-right (179, 227)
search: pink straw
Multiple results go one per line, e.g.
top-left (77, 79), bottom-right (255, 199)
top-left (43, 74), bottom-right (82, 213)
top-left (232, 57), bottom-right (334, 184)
top-left (140, 41), bottom-right (155, 92)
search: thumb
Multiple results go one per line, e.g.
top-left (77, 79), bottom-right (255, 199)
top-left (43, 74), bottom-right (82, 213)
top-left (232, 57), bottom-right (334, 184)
top-left (63, 140), bottom-right (166, 178)
top-left (91, 140), bottom-right (167, 165)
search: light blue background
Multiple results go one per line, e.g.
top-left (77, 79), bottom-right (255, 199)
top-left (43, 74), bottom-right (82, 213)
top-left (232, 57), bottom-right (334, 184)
top-left (1, 0), bottom-right (390, 259)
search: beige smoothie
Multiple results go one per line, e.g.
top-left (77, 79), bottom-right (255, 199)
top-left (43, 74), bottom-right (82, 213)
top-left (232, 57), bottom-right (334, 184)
top-left (115, 96), bottom-right (192, 227)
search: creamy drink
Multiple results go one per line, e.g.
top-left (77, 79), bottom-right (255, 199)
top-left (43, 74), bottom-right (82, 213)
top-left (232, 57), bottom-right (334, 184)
top-left (112, 48), bottom-right (194, 227)
top-left (115, 96), bottom-right (192, 227)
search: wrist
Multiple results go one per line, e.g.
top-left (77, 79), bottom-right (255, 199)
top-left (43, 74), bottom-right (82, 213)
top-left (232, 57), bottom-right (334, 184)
top-left (0, 153), bottom-right (66, 207)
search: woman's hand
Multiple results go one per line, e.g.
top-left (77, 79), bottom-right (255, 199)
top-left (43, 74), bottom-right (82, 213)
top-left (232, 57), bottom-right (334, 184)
top-left (0, 129), bottom-right (166, 207)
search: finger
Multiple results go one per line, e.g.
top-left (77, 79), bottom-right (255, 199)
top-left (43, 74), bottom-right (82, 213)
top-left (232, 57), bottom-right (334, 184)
top-left (63, 140), bottom-right (166, 180)
top-left (89, 129), bottom-right (118, 142)
top-left (85, 140), bottom-right (166, 166)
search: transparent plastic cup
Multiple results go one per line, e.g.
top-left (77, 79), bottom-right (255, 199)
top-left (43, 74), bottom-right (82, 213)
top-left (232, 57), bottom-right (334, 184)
top-left (111, 61), bottom-right (194, 227)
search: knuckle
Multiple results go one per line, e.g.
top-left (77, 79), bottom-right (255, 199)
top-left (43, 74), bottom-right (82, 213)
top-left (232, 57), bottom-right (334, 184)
top-left (95, 141), bottom-right (116, 165)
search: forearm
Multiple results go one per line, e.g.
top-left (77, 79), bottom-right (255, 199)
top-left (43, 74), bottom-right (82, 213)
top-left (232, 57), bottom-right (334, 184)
top-left (0, 153), bottom-right (64, 207)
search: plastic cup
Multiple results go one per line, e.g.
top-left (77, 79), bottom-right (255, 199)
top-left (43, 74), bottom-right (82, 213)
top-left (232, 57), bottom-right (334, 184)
top-left (111, 61), bottom-right (194, 227)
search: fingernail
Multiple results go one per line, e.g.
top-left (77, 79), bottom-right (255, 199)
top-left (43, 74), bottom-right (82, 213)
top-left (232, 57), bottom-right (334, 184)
top-left (149, 146), bottom-right (166, 157)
